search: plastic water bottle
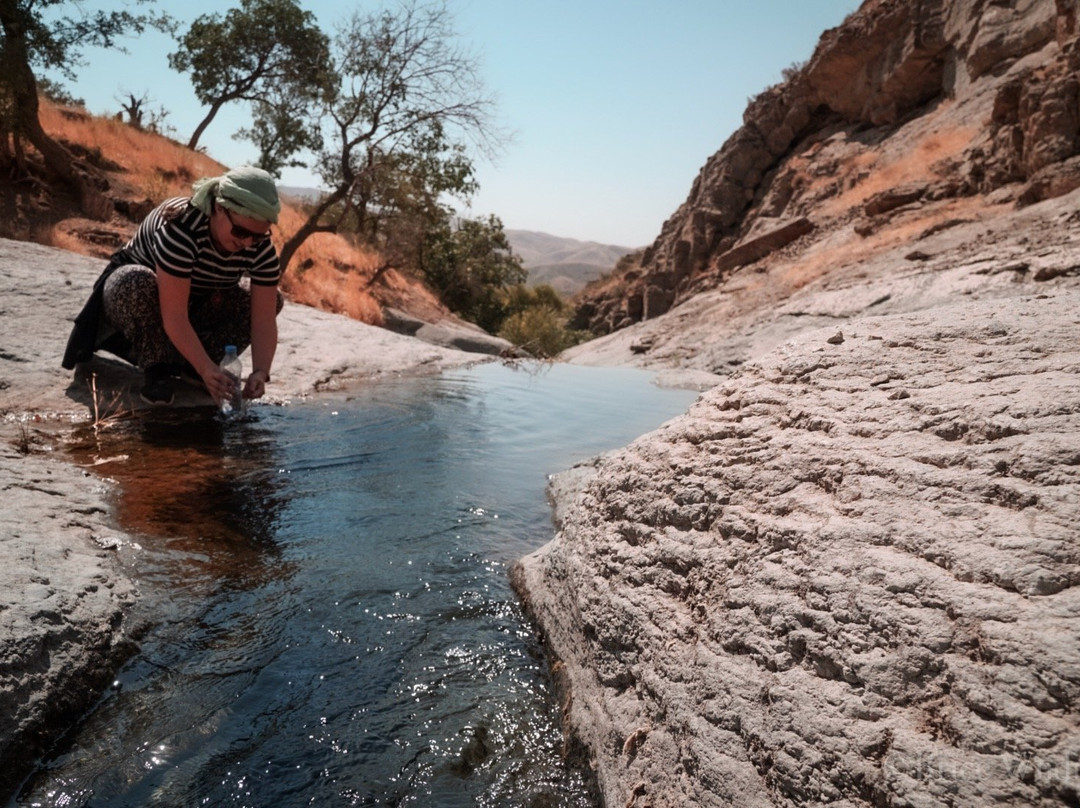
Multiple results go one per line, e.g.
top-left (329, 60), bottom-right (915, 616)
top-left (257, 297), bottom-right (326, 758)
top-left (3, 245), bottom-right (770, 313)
top-left (219, 345), bottom-right (244, 415)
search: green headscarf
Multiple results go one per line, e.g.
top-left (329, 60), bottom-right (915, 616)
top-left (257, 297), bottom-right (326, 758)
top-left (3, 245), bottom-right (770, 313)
top-left (189, 165), bottom-right (280, 224)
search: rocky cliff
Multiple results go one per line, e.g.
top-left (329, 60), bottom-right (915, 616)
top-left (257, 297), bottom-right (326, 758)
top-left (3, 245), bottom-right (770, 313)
top-left (572, 0), bottom-right (1079, 338)
top-left (513, 1), bottom-right (1080, 805)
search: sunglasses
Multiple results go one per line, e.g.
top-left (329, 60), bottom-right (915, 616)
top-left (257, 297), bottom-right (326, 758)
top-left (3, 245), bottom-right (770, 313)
top-left (221, 205), bottom-right (271, 244)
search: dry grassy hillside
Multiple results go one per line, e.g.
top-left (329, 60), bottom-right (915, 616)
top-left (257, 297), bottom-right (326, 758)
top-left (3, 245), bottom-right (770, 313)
top-left (23, 98), bottom-right (452, 328)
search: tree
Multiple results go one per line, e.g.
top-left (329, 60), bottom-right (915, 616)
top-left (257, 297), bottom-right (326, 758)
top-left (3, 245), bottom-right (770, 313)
top-left (0, 0), bottom-right (167, 203)
top-left (417, 214), bottom-right (526, 332)
top-left (352, 123), bottom-right (477, 255)
top-left (234, 87), bottom-right (324, 177)
top-left (235, 92), bottom-right (321, 177)
top-left (277, 0), bottom-right (501, 272)
top-left (169, 0), bottom-right (333, 154)
top-left (118, 91), bottom-right (149, 129)
top-left (501, 283), bottom-right (565, 316)
top-left (498, 304), bottom-right (584, 359)
top-left (36, 76), bottom-right (82, 108)
top-left (116, 90), bottom-right (171, 135)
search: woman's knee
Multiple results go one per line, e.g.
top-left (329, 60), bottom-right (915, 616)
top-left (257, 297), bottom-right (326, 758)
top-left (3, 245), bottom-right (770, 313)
top-left (102, 264), bottom-right (162, 332)
top-left (103, 264), bottom-right (158, 306)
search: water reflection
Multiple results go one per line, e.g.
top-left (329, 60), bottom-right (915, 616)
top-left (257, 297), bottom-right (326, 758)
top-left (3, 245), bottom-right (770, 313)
top-left (66, 408), bottom-right (291, 598)
top-left (21, 363), bottom-right (697, 808)
top-left (39, 410), bottom-right (307, 807)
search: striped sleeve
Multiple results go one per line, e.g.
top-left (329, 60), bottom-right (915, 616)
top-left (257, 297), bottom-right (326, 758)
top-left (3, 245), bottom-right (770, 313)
top-left (153, 208), bottom-right (201, 280)
top-left (247, 241), bottom-right (281, 286)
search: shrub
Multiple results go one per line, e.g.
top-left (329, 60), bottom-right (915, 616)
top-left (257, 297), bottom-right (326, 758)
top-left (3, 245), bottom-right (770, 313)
top-left (418, 215), bottom-right (526, 333)
top-left (781, 60), bottom-right (807, 82)
top-left (498, 304), bottom-right (589, 358)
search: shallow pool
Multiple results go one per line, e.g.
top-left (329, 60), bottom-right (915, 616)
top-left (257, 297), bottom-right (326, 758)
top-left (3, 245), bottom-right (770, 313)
top-left (17, 361), bottom-right (699, 807)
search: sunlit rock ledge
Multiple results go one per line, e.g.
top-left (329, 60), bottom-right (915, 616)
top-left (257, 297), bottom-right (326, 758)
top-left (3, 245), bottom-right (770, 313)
top-left (512, 290), bottom-right (1080, 806)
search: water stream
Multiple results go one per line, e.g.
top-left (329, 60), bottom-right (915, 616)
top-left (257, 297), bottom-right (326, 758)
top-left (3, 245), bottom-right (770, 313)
top-left (15, 361), bottom-right (698, 807)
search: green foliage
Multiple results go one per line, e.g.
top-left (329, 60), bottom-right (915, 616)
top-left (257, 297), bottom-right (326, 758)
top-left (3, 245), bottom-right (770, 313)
top-left (0, 0), bottom-right (169, 176)
top-left (350, 122), bottom-right (479, 249)
top-left (496, 284), bottom-right (589, 358)
top-left (502, 283), bottom-right (564, 315)
top-left (169, 0), bottom-right (333, 159)
top-left (277, 0), bottom-right (501, 271)
top-left (235, 92), bottom-right (324, 177)
top-left (498, 306), bottom-right (588, 359)
top-left (36, 77), bottom-right (83, 108)
top-left (2, 1), bottom-right (171, 80)
top-left (418, 214), bottom-right (526, 333)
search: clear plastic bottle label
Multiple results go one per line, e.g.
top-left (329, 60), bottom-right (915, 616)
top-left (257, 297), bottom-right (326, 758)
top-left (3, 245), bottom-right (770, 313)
top-left (220, 346), bottom-right (244, 415)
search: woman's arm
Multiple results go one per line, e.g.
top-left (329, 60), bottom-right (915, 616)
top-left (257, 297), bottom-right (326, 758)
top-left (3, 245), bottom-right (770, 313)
top-left (157, 270), bottom-right (236, 404)
top-left (244, 283), bottom-right (279, 400)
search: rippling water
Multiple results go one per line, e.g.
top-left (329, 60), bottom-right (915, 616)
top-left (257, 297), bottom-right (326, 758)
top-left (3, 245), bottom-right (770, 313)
top-left (17, 361), bottom-right (698, 808)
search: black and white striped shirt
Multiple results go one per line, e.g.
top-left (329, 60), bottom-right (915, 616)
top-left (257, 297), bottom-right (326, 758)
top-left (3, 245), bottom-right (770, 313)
top-left (114, 197), bottom-right (280, 293)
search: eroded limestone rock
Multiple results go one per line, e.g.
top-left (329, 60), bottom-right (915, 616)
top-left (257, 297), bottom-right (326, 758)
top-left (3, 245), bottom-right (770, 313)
top-left (516, 292), bottom-right (1080, 807)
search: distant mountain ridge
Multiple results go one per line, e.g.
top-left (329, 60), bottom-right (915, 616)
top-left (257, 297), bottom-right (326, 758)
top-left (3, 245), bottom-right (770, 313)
top-left (505, 229), bottom-right (635, 297)
top-left (278, 185), bottom-right (325, 203)
top-left (276, 194), bottom-right (633, 298)
top-left (279, 192), bottom-right (634, 298)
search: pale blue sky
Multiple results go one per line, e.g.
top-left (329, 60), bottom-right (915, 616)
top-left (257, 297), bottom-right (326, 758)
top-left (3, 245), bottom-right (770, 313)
top-left (45, 0), bottom-right (862, 246)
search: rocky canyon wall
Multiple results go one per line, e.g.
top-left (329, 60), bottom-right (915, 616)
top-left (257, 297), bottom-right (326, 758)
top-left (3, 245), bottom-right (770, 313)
top-left (513, 1), bottom-right (1080, 805)
top-left (573, 0), bottom-right (1078, 336)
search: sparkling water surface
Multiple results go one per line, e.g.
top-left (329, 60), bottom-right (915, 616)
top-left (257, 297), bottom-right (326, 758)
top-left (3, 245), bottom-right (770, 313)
top-left (16, 361), bottom-right (699, 808)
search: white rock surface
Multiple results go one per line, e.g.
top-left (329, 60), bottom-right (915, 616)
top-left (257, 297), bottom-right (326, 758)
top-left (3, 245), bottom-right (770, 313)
top-left (517, 289), bottom-right (1080, 806)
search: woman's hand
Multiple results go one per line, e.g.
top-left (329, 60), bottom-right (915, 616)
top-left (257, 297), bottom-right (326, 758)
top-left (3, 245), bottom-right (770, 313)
top-left (201, 364), bottom-right (241, 406)
top-left (243, 368), bottom-right (270, 400)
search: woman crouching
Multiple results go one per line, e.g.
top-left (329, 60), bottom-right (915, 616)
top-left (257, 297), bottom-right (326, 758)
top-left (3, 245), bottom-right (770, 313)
top-left (63, 165), bottom-right (284, 407)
